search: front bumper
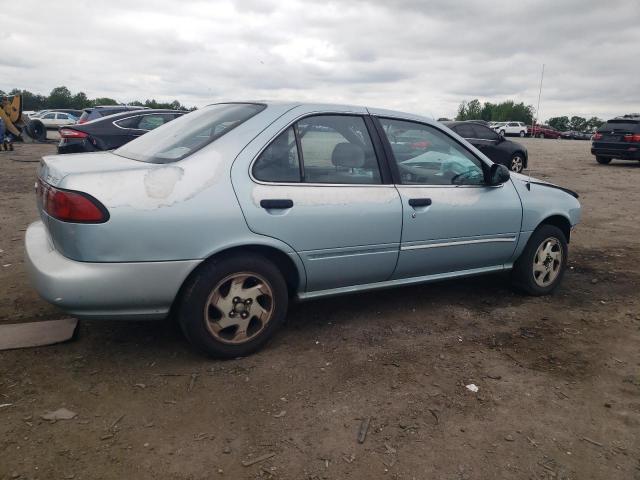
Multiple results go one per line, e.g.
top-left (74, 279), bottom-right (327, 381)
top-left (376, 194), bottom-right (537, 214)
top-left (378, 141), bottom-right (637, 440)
top-left (24, 221), bottom-right (201, 320)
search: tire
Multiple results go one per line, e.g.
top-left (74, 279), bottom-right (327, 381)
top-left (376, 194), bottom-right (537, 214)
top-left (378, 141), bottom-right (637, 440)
top-left (538, 133), bottom-right (545, 139)
top-left (510, 153), bottom-right (525, 173)
top-left (499, 130), bottom-right (506, 137)
top-left (596, 156), bottom-right (611, 165)
top-left (178, 253), bottom-right (289, 358)
top-left (511, 225), bottom-right (568, 296)
top-left (519, 131), bottom-right (525, 137)
top-left (27, 120), bottom-right (47, 142)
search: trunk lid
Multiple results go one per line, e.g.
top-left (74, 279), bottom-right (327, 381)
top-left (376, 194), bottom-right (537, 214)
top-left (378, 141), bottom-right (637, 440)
top-left (38, 151), bottom-right (147, 187)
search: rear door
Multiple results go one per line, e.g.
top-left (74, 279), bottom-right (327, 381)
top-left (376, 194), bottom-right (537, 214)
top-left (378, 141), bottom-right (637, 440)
top-left (231, 107), bottom-right (402, 293)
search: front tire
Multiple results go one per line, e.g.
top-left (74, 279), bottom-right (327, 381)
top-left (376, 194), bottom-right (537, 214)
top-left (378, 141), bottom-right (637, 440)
top-left (519, 131), bottom-right (525, 137)
top-left (510, 154), bottom-right (525, 173)
top-left (596, 156), bottom-right (611, 165)
top-left (512, 225), bottom-right (568, 296)
top-left (178, 253), bottom-right (289, 358)
top-left (538, 133), bottom-right (545, 139)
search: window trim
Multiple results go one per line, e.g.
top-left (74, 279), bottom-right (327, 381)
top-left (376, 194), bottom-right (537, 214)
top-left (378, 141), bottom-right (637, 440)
top-left (113, 112), bottom-right (182, 131)
top-left (371, 116), bottom-right (492, 188)
top-left (250, 113), bottom-right (392, 187)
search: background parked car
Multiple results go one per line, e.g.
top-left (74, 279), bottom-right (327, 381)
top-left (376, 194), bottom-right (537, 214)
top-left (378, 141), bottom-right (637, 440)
top-left (528, 124), bottom-right (561, 139)
top-left (493, 121), bottom-right (528, 137)
top-left (38, 111), bottom-right (78, 129)
top-left (560, 130), bottom-right (591, 140)
top-left (591, 114), bottom-right (640, 164)
top-left (444, 120), bottom-right (528, 172)
top-left (58, 109), bottom-right (184, 153)
top-left (77, 105), bottom-right (149, 124)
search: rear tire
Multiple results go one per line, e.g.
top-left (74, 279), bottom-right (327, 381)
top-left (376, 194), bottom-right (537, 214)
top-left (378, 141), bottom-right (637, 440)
top-left (499, 130), bottom-right (506, 137)
top-left (512, 225), bottom-right (568, 296)
top-left (596, 156), bottom-right (611, 165)
top-left (178, 253), bottom-right (289, 358)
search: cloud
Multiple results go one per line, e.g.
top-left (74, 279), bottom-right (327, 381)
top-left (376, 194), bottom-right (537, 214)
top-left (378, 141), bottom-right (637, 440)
top-left (2, 0), bottom-right (639, 120)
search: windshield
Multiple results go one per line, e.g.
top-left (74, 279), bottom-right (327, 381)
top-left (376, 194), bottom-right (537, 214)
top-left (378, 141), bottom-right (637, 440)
top-left (115, 103), bottom-right (265, 163)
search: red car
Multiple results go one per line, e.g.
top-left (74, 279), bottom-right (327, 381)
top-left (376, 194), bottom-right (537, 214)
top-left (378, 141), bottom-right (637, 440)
top-left (528, 124), bottom-right (561, 139)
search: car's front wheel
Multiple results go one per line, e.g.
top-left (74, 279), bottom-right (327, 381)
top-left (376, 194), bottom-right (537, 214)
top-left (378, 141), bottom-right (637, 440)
top-left (512, 225), bottom-right (568, 295)
top-left (510, 154), bottom-right (525, 173)
top-left (519, 131), bottom-right (525, 137)
top-left (178, 253), bottom-right (289, 358)
top-left (538, 133), bottom-right (545, 139)
top-left (596, 156), bottom-right (612, 165)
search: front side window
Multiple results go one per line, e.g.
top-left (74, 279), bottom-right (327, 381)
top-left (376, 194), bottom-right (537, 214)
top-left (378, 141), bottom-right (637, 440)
top-left (379, 118), bottom-right (485, 186)
top-left (43, 113), bottom-right (55, 119)
top-left (252, 115), bottom-right (382, 185)
top-left (472, 124), bottom-right (500, 141)
top-left (115, 103), bottom-right (265, 163)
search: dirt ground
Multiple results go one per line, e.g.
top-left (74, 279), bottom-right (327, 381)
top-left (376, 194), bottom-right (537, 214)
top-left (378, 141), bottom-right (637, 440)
top-left (1, 139), bottom-right (639, 480)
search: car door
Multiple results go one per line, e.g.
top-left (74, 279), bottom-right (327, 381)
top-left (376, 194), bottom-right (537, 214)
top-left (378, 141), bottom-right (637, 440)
top-left (468, 124), bottom-right (509, 166)
top-left (374, 116), bottom-right (522, 279)
top-left (232, 109), bottom-right (402, 292)
top-left (41, 112), bottom-right (56, 128)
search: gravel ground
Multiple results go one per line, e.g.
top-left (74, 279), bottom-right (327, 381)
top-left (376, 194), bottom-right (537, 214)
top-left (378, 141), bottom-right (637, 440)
top-left (0, 139), bottom-right (639, 480)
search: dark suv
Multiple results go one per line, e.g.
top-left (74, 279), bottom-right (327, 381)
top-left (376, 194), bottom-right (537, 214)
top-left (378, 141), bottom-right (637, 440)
top-left (77, 105), bottom-right (149, 124)
top-left (591, 115), bottom-right (640, 164)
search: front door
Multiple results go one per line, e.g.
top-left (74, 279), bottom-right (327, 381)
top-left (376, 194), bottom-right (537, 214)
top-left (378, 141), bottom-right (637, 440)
top-left (374, 116), bottom-right (522, 279)
top-left (232, 110), bottom-right (402, 292)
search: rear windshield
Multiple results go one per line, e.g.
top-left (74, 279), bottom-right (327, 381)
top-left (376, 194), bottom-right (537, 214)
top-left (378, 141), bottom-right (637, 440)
top-left (598, 120), bottom-right (640, 133)
top-left (114, 103), bottom-right (265, 164)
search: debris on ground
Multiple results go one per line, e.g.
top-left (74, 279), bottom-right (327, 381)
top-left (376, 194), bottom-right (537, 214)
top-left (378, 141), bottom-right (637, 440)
top-left (41, 408), bottom-right (77, 421)
top-left (465, 384), bottom-right (479, 393)
top-left (241, 452), bottom-right (276, 467)
top-left (0, 318), bottom-right (78, 351)
top-left (357, 417), bottom-right (371, 444)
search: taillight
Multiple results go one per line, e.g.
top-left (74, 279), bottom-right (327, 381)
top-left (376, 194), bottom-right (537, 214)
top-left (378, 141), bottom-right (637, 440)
top-left (593, 132), bottom-right (603, 140)
top-left (37, 179), bottom-right (108, 223)
top-left (59, 128), bottom-right (88, 139)
top-left (623, 133), bottom-right (640, 142)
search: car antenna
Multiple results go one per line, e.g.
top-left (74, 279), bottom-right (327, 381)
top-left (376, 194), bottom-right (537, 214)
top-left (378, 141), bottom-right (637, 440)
top-left (527, 63), bottom-right (544, 192)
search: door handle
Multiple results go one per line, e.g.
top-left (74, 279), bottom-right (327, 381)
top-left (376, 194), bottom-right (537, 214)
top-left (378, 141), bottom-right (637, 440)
top-left (408, 198), bottom-right (432, 207)
top-left (260, 199), bottom-right (294, 209)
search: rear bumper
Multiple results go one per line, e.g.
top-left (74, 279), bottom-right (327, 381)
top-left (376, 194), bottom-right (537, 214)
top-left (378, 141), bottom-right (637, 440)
top-left (591, 145), bottom-right (640, 160)
top-left (57, 138), bottom-right (96, 154)
top-left (24, 221), bottom-right (200, 320)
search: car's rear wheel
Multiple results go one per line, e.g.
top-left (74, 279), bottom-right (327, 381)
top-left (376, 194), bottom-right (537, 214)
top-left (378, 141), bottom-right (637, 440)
top-left (499, 130), bottom-right (506, 137)
top-left (512, 224), bottom-right (568, 296)
top-left (596, 156), bottom-right (612, 165)
top-left (178, 253), bottom-right (288, 358)
top-left (510, 154), bottom-right (525, 173)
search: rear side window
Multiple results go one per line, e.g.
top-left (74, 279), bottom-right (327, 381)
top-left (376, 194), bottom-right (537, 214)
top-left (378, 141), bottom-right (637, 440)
top-left (253, 127), bottom-right (301, 182)
top-left (252, 115), bottom-right (382, 185)
top-left (115, 114), bottom-right (178, 130)
top-left (454, 124), bottom-right (475, 138)
top-left (115, 103), bottom-right (265, 163)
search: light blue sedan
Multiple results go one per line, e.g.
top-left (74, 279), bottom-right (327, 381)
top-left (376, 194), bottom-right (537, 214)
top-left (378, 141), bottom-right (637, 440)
top-left (25, 102), bottom-right (581, 357)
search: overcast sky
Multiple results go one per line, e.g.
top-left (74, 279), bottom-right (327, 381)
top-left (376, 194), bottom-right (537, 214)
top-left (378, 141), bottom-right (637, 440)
top-left (2, 0), bottom-right (639, 120)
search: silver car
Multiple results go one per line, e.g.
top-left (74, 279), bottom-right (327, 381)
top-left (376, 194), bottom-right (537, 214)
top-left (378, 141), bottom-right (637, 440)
top-left (26, 102), bottom-right (581, 357)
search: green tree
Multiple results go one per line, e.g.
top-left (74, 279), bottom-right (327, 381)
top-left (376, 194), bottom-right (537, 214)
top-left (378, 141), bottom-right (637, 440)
top-left (72, 91), bottom-right (91, 109)
top-left (91, 97), bottom-right (118, 106)
top-left (569, 116), bottom-right (587, 132)
top-left (47, 86), bottom-right (73, 109)
top-left (547, 116), bottom-right (570, 131)
top-left (586, 117), bottom-right (604, 132)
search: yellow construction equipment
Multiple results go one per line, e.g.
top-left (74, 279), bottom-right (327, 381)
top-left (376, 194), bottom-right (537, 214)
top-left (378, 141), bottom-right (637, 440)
top-left (0, 94), bottom-right (47, 143)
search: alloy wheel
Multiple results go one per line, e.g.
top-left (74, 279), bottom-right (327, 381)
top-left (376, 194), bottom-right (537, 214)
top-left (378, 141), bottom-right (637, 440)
top-left (204, 272), bottom-right (274, 344)
top-left (510, 156), bottom-right (524, 172)
top-left (532, 237), bottom-right (562, 287)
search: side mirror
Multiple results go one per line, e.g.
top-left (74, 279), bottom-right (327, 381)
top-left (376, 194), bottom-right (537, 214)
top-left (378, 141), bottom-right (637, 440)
top-left (488, 163), bottom-right (510, 185)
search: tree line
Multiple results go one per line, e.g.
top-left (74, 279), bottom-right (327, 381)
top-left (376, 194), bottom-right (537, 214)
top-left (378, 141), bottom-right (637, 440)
top-left (0, 86), bottom-right (196, 112)
top-left (455, 98), bottom-right (605, 132)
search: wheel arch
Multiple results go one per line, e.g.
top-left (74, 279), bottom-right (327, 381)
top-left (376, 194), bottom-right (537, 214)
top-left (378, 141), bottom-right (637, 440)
top-left (169, 243), bottom-right (306, 319)
top-left (538, 214), bottom-right (571, 243)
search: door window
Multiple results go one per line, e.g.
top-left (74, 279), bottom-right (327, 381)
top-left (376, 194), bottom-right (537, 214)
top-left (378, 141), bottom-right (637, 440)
top-left (43, 113), bottom-right (56, 119)
top-left (253, 115), bottom-right (382, 185)
top-left (471, 124), bottom-right (500, 141)
top-left (253, 127), bottom-right (301, 183)
top-left (56, 113), bottom-right (68, 120)
top-left (454, 124), bottom-right (475, 138)
top-left (379, 118), bottom-right (485, 186)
